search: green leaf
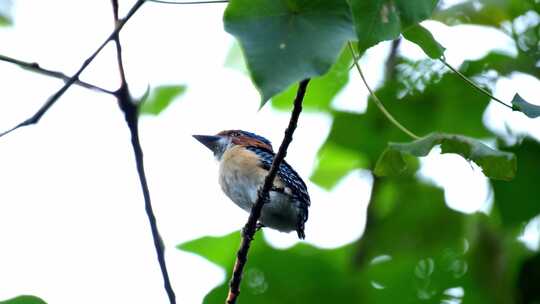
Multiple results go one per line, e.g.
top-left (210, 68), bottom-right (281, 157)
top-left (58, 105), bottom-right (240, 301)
top-left (349, 0), bottom-right (439, 53)
top-left (493, 138), bottom-right (540, 227)
top-left (223, 0), bottom-right (356, 105)
top-left (0, 296), bottom-right (47, 304)
top-left (177, 231), bottom-right (240, 269)
top-left (139, 85), bottom-right (186, 116)
top-left (271, 47), bottom-right (352, 112)
top-left (402, 24), bottom-right (445, 59)
top-left (178, 231), bottom-right (361, 303)
top-left (511, 93), bottom-right (540, 118)
top-left (374, 133), bottom-right (517, 180)
top-left (224, 42), bottom-right (247, 73)
top-left (310, 143), bottom-right (366, 189)
top-left (0, 2), bottom-right (12, 26)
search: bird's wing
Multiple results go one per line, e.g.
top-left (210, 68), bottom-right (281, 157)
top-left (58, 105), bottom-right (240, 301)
top-left (245, 146), bottom-right (310, 234)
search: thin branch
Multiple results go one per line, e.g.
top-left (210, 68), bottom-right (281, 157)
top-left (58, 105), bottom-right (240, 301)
top-left (0, 0), bottom-right (146, 139)
top-left (347, 42), bottom-right (420, 140)
top-left (226, 79), bottom-right (311, 304)
top-left (109, 1), bottom-right (176, 303)
top-left (0, 54), bottom-right (115, 95)
top-left (149, 0), bottom-right (228, 4)
top-left (440, 58), bottom-right (513, 110)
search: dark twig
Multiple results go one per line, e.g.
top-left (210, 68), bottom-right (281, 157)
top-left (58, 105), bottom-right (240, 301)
top-left (149, 0), bottom-right (228, 4)
top-left (0, 54), bottom-right (115, 95)
top-left (109, 1), bottom-right (176, 304)
top-left (226, 79), bottom-right (311, 304)
top-left (0, 0), bottom-right (146, 139)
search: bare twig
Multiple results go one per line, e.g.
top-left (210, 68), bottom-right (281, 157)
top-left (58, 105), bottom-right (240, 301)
top-left (0, 0), bottom-right (146, 139)
top-left (0, 54), bottom-right (115, 95)
top-left (226, 79), bottom-right (311, 304)
top-left (149, 0), bottom-right (228, 4)
top-left (347, 42), bottom-right (420, 140)
top-left (439, 58), bottom-right (513, 110)
top-left (109, 1), bottom-right (176, 303)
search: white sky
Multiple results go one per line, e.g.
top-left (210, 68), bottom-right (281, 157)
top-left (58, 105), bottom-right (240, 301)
top-left (0, 1), bottom-right (538, 303)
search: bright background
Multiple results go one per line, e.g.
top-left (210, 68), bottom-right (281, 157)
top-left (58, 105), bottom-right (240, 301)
top-left (0, 0), bottom-right (538, 303)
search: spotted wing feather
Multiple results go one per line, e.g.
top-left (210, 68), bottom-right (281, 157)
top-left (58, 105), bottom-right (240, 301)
top-left (245, 146), bottom-right (310, 238)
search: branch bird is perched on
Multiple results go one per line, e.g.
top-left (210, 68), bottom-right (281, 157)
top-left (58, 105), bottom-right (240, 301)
top-left (193, 130), bottom-right (310, 239)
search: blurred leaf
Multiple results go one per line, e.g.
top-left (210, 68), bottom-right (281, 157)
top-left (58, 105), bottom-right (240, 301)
top-left (313, 69), bottom-right (491, 188)
top-left (179, 231), bottom-right (362, 303)
top-left (357, 177), bottom-right (471, 303)
top-left (0, 0), bottom-right (12, 26)
top-left (223, 0), bottom-right (355, 105)
top-left (271, 47), bottom-right (352, 112)
top-left (493, 138), bottom-right (540, 227)
top-left (465, 214), bottom-right (531, 304)
top-left (350, 0), bottom-right (439, 53)
top-left (140, 85), bottom-right (186, 116)
top-left (178, 232), bottom-right (240, 269)
top-left (374, 133), bottom-right (517, 180)
top-left (434, 0), bottom-right (539, 27)
top-left (402, 24), bottom-right (446, 58)
top-left (310, 143), bottom-right (366, 189)
top-left (462, 51), bottom-right (539, 78)
top-left (512, 93), bottom-right (540, 118)
top-left (0, 296), bottom-right (47, 304)
top-left (517, 252), bottom-right (540, 304)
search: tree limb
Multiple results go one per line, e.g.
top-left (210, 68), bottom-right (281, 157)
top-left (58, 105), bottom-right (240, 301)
top-left (226, 78), bottom-right (311, 304)
top-left (109, 1), bottom-right (176, 303)
top-left (0, 54), bottom-right (115, 95)
top-left (0, 0), bottom-right (146, 139)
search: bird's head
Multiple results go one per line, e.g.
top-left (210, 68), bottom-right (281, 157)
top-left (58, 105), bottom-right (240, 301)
top-left (193, 130), bottom-right (273, 160)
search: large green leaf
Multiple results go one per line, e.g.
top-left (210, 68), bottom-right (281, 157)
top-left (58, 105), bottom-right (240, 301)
top-left (271, 47), bottom-right (352, 111)
top-left (0, 296), bottom-right (47, 304)
top-left (374, 133), bottom-right (517, 180)
top-left (223, 0), bottom-right (356, 105)
top-left (349, 0), bottom-right (439, 53)
top-left (139, 85), bottom-right (186, 116)
top-left (493, 138), bottom-right (540, 227)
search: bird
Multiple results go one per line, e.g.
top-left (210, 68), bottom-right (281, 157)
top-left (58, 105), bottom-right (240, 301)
top-left (193, 130), bottom-right (310, 239)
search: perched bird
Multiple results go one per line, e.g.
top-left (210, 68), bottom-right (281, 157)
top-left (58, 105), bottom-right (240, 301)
top-left (193, 130), bottom-right (310, 239)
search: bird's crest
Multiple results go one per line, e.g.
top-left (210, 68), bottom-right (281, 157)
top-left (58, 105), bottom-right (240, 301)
top-left (218, 130), bottom-right (273, 151)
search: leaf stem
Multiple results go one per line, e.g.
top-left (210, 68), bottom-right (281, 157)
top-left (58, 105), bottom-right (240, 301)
top-left (439, 58), bottom-right (513, 110)
top-left (226, 79), bottom-right (310, 304)
top-left (347, 42), bottom-right (420, 140)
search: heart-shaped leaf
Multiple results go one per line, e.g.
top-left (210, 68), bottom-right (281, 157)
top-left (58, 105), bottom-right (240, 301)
top-left (224, 0), bottom-right (356, 105)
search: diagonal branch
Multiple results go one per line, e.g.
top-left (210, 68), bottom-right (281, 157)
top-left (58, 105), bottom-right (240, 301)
top-left (0, 54), bottom-right (115, 95)
top-left (226, 78), bottom-right (311, 304)
top-left (0, 0), bottom-right (146, 139)
top-left (109, 1), bottom-right (176, 304)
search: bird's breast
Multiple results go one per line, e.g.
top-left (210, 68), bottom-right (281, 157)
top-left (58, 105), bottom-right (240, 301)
top-left (218, 146), bottom-right (266, 211)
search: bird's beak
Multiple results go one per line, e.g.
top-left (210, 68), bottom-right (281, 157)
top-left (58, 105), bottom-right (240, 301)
top-left (192, 134), bottom-right (223, 152)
